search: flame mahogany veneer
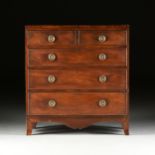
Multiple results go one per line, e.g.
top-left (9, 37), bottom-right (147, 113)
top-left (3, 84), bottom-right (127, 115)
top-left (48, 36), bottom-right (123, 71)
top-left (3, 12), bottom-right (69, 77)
top-left (25, 25), bottom-right (129, 135)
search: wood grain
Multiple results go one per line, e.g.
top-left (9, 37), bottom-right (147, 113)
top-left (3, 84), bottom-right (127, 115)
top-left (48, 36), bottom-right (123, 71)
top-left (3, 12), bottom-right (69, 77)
top-left (29, 48), bottom-right (127, 67)
top-left (25, 25), bottom-right (129, 135)
top-left (29, 92), bottom-right (126, 115)
top-left (25, 25), bottom-right (129, 31)
top-left (80, 31), bottom-right (127, 46)
top-left (29, 68), bottom-right (127, 90)
top-left (27, 31), bottom-right (76, 47)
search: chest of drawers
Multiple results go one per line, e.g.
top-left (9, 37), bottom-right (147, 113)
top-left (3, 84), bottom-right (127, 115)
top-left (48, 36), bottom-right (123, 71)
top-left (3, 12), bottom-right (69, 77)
top-left (25, 25), bottom-right (129, 135)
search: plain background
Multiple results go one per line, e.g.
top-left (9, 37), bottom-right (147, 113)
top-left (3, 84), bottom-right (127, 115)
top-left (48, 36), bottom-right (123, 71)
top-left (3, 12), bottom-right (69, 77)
top-left (0, 0), bottom-right (155, 155)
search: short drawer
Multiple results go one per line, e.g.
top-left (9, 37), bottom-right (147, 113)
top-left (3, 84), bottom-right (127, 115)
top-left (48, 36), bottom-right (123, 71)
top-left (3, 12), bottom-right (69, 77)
top-left (27, 31), bottom-right (75, 47)
top-left (29, 68), bottom-right (127, 90)
top-left (29, 92), bottom-right (126, 115)
top-left (80, 31), bottom-right (127, 46)
top-left (29, 48), bottom-right (127, 67)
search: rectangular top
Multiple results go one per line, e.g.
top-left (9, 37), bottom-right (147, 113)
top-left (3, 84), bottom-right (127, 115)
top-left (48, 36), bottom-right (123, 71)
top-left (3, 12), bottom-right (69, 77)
top-left (25, 25), bottom-right (129, 31)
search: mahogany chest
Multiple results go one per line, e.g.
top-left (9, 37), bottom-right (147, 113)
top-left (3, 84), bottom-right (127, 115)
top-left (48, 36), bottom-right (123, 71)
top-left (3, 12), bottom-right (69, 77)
top-left (25, 25), bottom-right (129, 135)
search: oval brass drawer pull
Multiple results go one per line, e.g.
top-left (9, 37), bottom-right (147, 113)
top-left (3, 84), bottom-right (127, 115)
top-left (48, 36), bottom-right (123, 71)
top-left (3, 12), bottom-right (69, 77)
top-left (48, 99), bottom-right (56, 107)
top-left (48, 53), bottom-right (56, 61)
top-left (98, 53), bottom-right (107, 61)
top-left (99, 75), bottom-right (107, 83)
top-left (98, 99), bottom-right (107, 107)
top-left (48, 75), bottom-right (56, 83)
top-left (48, 35), bottom-right (56, 42)
top-left (98, 35), bottom-right (107, 42)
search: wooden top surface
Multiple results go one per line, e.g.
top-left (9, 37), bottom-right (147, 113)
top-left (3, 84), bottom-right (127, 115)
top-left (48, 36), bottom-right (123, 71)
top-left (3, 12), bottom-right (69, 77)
top-left (25, 25), bottom-right (129, 31)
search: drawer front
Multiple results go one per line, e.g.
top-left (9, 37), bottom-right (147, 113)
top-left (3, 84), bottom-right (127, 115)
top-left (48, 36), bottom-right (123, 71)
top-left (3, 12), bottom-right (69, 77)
top-left (80, 31), bottom-right (127, 46)
top-left (27, 31), bottom-right (75, 47)
top-left (29, 92), bottom-right (126, 115)
top-left (29, 48), bottom-right (127, 67)
top-left (29, 69), bottom-right (126, 90)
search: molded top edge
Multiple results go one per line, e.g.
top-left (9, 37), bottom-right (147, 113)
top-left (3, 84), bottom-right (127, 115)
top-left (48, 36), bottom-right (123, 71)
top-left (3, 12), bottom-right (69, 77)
top-left (25, 25), bottom-right (129, 31)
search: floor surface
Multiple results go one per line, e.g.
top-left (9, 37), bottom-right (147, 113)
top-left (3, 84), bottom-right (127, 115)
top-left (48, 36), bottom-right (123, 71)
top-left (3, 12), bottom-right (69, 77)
top-left (0, 96), bottom-right (155, 155)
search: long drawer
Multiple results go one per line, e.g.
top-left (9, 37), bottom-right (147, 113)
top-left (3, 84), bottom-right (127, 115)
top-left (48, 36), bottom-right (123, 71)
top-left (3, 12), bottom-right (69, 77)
top-left (29, 48), bottom-right (127, 67)
top-left (29, 92), bottom-right (126, 115)
top-left (29, 68), bottom-right (127, 90)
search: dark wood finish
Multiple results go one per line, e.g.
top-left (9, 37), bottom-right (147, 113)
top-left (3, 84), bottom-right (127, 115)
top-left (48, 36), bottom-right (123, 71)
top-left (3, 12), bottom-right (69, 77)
top-left (26, 115), bottom-right (129, 133)
top-left (80, 31), bottom-right (127, 46)
top-left (29, 48), bottom-right (127, 67)
top-left (27, 31), bottom-right (76, 47)
top-left (29, 68), bottom-right (127, 90)
top-left (25, 25), bottom-right (129, 135)
top-left (29, 92), bottom-right (126, 115)
top-left (25, 25), bottom-right (128, 31)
